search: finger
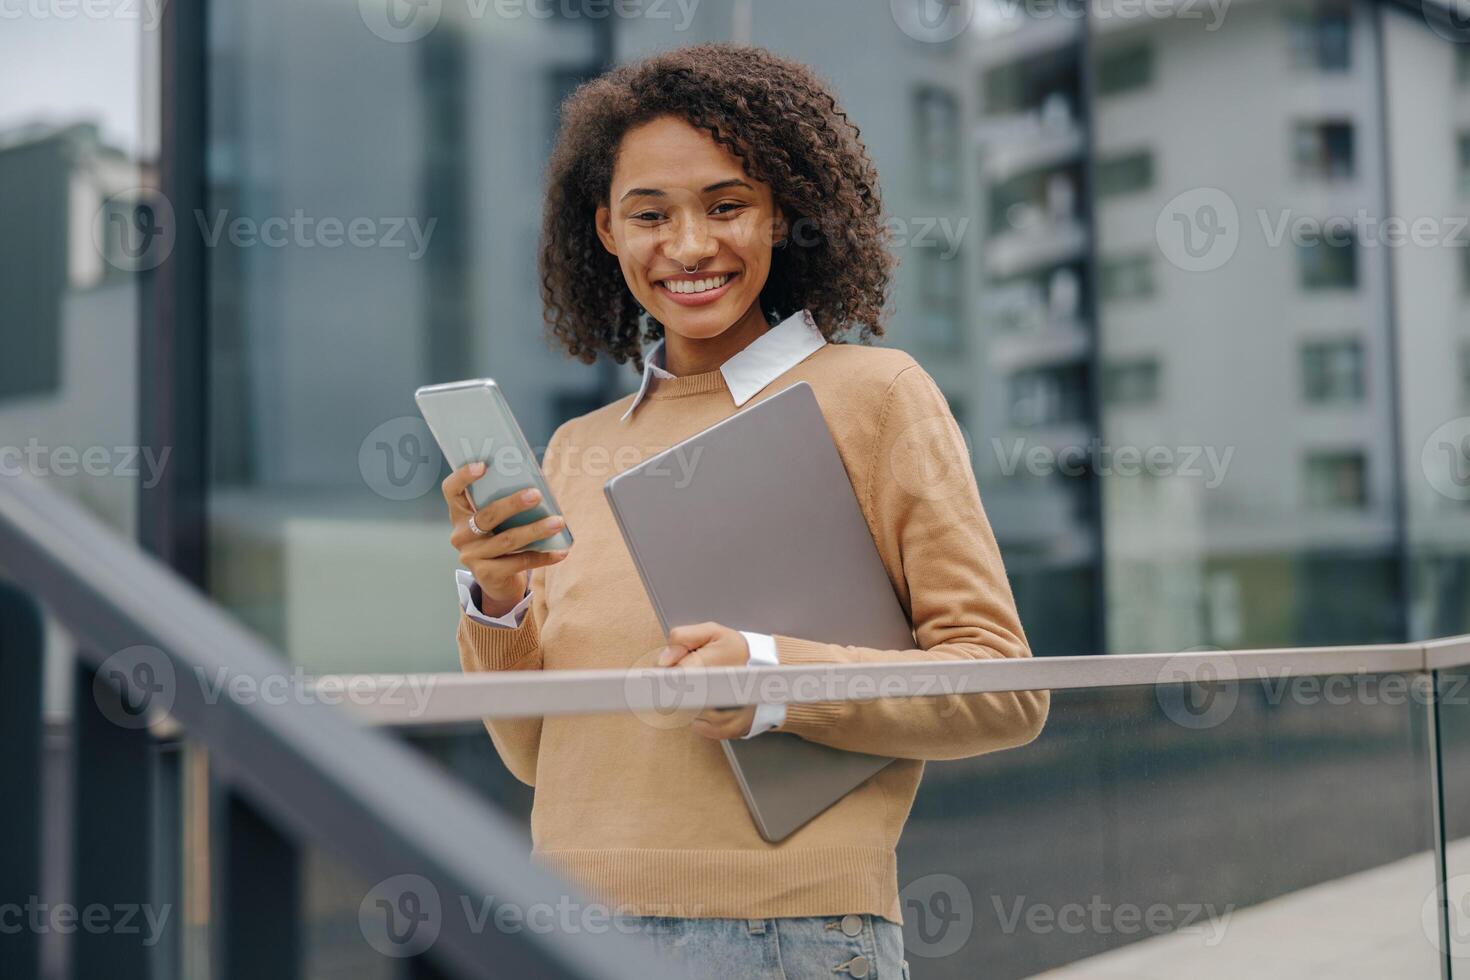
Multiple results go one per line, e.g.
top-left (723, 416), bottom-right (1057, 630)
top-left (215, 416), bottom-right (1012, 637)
top-left (666, 621), bottom-right (722, 653)
top-left (453, 510), bottom-right (564, 553)
top-left (658, 643), bottom-right (691, 667)
top-left (441, 462), bottom-right (487, 515)
top-left (470, 487), bottom-right (543, 539)
top-left (468, 549), bottom-right (567, 584)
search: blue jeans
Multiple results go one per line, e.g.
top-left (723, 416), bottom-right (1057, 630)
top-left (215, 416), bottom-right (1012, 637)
top-left (612, 914), bottom-right (909, 979)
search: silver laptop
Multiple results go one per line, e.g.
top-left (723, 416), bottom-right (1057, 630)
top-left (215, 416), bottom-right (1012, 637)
top-left (603, 382), bottom-right (912, 842)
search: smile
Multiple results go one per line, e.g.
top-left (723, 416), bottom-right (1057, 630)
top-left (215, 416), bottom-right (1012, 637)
top-left (658, 273), bottom-right (734, 294)
top-left (655, 272), bottom-right (738, 307)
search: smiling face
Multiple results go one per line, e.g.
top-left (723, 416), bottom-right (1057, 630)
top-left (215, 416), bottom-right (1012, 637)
top-left (595, 115), bottom-right (787, 344)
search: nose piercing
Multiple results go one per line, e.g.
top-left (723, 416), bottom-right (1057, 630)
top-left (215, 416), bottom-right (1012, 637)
top-left (682, 263), bottom-right (700, 274)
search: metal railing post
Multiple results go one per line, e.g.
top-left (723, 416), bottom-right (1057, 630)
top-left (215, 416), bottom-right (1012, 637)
top-left (71, 656), bottom-right (158, 979)
top-left (0, 582), bottom-right (43, 978)
top-left (215, 785), bottom-right (301, 980)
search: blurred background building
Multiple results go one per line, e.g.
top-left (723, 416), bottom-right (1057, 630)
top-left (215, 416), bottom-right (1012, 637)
top-left (4, 0), bottom-right (1470, 977)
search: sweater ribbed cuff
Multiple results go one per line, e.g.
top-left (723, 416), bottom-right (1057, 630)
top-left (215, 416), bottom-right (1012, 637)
top-left (772, 635), bottom-right (847, 734)
top-left (458, 610), bottom-right (539, 671)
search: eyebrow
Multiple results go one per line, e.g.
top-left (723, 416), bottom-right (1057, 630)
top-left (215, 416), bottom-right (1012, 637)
top-left (619, 179), bottom-right (753, 203)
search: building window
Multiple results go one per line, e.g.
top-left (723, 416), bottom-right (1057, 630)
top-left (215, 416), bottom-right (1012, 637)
top-left (1293, 121), bottom-right (1355, 181)
top-left (1095, 151), bottom-right (1153, 199)
top-left (1096, 43), bottom-right (1153, 97)
top-left (1303, 451), bottom-right (1368, 508)
top-left (915, 87), bottom-right (959, 199)
top-left (1099, 253), bottom-right (1155, 302)
top-left (1103, 359), bottom-right (1160, 407)
top-left (1459, 132), bottom-right (1470, 196)
top-left (919, 249), bottom-right (964, 350)
top-left (1288, 2), bottom-right (1351, 72)
top-left (1298, 233), bottom-right (1358, 290)
top-left (1301, 339), bottom-right (1365, 403)
top-left (1461, 343), bottom-right (1470, 404)
top-left (1008, 364), bottom-right (1089, 428)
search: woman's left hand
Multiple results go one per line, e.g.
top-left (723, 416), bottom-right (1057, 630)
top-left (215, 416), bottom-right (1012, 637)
top-left (658, 622), bottom-right (757, 740)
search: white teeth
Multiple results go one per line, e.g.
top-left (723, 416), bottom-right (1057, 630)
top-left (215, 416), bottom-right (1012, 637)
top-left (663, 274), bottom-right (731, 294)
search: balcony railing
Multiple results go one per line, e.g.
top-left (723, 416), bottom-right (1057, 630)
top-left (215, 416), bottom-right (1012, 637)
top-left (3, 471), bottom-right (1468, 979)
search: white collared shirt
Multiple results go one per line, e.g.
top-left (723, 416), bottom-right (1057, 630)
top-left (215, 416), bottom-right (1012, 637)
top-left (457, 308), bottom-right (828, 738)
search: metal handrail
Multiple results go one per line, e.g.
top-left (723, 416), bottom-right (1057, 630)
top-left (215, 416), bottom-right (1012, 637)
top-left (0, 474), bottom-right (679, 980)
top-left (317, 639), bottom-right (1470, 728)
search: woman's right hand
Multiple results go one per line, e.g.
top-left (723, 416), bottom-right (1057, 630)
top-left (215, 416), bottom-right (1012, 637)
top-left (443, 462), bottom-right (571, 619)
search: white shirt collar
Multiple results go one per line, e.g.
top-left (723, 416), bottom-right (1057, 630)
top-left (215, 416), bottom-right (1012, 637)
top-left (619, 309), bottom-right (827, 422)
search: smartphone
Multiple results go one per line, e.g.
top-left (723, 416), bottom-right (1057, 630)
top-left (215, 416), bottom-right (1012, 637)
top-left (414, 378), bottom-right (573, 552)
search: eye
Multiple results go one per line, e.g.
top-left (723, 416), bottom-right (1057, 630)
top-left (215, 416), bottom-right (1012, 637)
top-left (710, 202), bottom-right (748, 217)
top-left (631, 210), bottom-right (666, 223)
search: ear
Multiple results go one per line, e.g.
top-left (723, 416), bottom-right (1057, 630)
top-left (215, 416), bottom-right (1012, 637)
top-left (595, 204), bottom-right (619, 257)
top-left (770, 205), bottom-right (789, 247)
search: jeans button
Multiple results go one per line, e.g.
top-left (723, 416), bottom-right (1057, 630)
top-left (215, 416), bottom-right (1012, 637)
top-left (845, 954), bottom-right (871, 978)
top-left (840, 913), bottom-right (863, 937)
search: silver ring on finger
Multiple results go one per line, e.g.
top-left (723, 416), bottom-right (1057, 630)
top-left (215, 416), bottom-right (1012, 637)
top-left (467, 513), bottom-right (490, 536)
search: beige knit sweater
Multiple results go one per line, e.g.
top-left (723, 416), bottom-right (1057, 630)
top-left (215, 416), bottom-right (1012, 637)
top-left (457, 341), bottom-right (1049, 923)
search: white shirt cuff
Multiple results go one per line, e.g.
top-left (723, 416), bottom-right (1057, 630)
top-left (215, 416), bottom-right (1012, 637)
top-left (456, 569), bottom-right (531, 628)
top-left (739, 631), bottom-right (787, 738)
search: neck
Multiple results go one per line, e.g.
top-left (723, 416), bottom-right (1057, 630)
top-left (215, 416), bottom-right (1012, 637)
top-left (661, 302), bottom-right (768, 377)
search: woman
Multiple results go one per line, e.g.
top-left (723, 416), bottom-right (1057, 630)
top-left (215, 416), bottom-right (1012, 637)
top-left (443, 44), bottom-right (1048, 979)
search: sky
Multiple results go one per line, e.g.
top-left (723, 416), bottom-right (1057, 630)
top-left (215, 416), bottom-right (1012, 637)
top-left (0, 8), bottom-right (147, 155)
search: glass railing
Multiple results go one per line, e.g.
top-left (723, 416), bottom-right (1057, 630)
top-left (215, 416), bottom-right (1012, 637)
top-left (5, 473), bottom-right (1470, 979)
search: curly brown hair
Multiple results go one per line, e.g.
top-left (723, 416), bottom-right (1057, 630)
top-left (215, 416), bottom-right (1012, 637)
top-left (540, 44), bottom-right (894, 373)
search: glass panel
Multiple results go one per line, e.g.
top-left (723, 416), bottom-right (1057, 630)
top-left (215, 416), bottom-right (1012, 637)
top-left (899, 674), bottom-right (1437, 977)
top-left (1381, 6), bottom-right (1470, 641)
top-left (1434, 666), bottom-right (1470, 973)
top-left (1092, 0), bottom-right (1402, 653)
